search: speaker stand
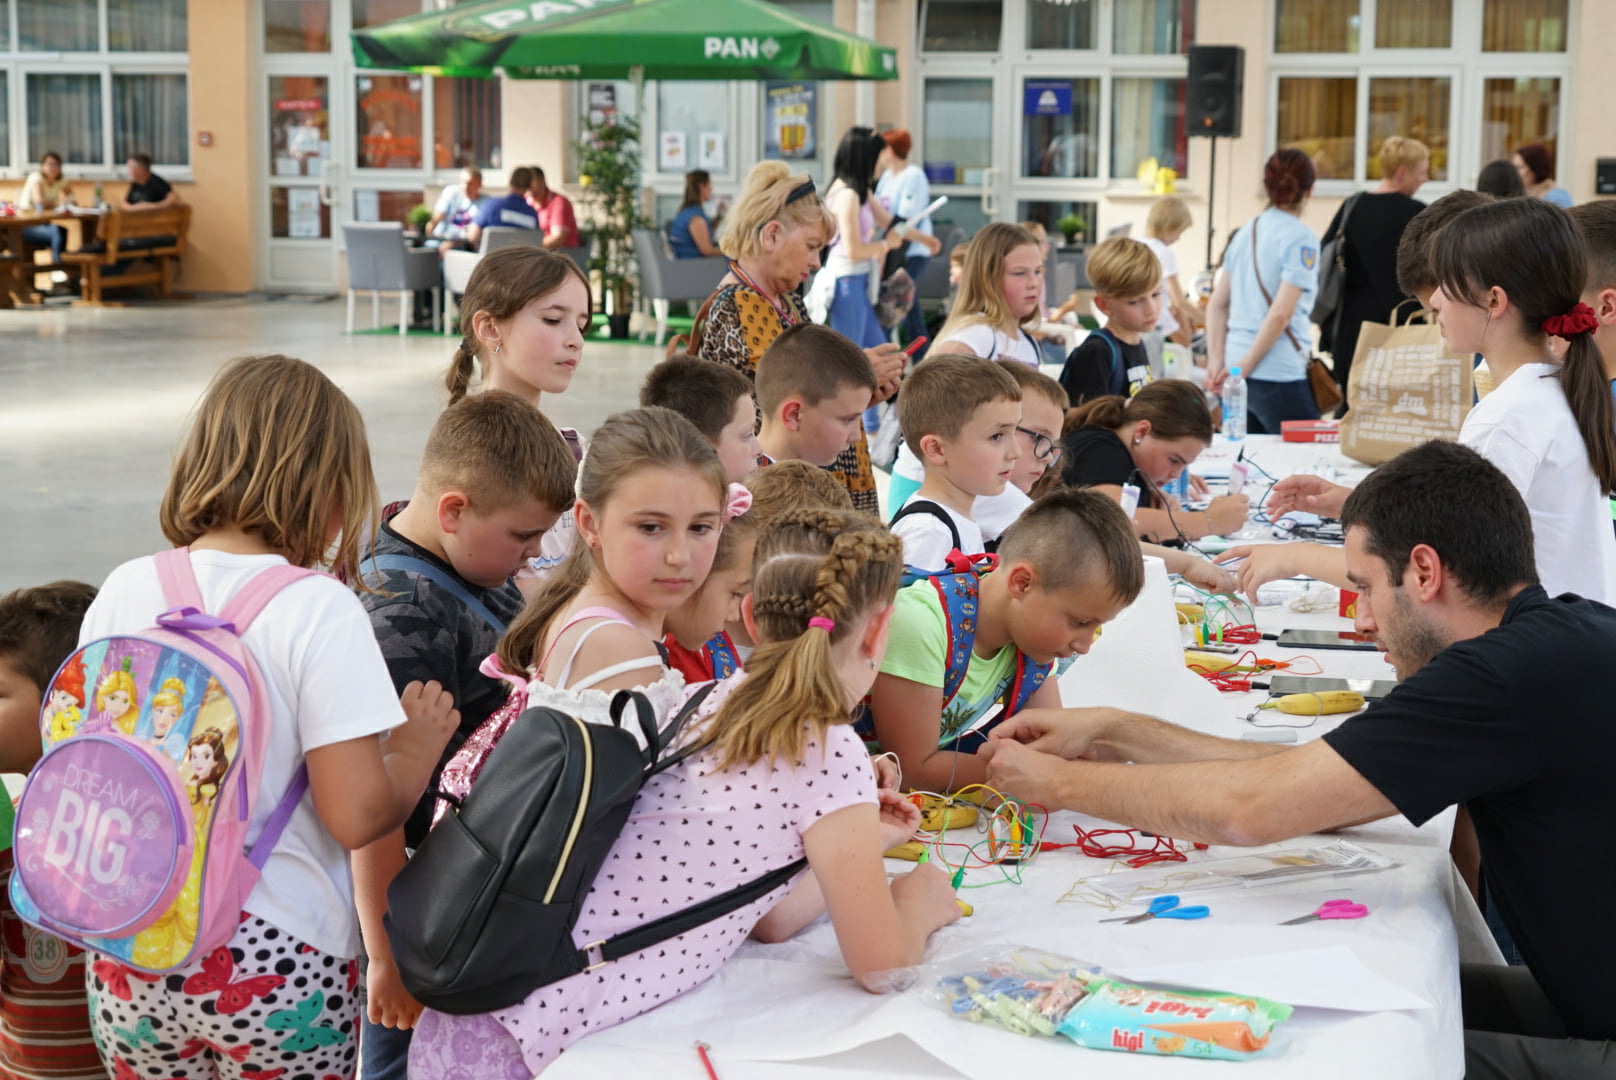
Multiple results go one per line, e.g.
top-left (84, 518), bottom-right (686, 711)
top-left (1205, 135), bottom-right (1217, 272)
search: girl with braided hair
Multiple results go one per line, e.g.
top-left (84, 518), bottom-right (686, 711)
top-left (410, 508), bottom-right (962, 1079)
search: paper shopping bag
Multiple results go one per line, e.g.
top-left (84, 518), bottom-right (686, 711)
top-left (1340, 307), bottom-right (1472, 466)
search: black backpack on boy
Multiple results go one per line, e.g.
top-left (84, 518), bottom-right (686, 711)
top-left (384, 684), bottom-right (806, 1014)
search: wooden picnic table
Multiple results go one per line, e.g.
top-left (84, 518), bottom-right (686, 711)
top-left (0, 209), bottom-right (104, 307)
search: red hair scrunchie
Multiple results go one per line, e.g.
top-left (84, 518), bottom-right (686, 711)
top-left (1542, 303), bottom-right (1600, 339)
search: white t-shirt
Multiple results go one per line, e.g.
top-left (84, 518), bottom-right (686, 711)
top-left (1459, 362), bottom-right (1616, 605)
top-left (974, 484), bottom-right (1032, 545)
top-left (891, 493), bottom-right (984, 571)
top-left (937, 322), bottom-right (1041, 366)
top-left (79, 551), bottom-right (407, 959)
top-left (1142, 236), bottom-right (1181, 336)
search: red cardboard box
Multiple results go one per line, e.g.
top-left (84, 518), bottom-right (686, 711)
top-left (1281, 419), bottom-right (1341, 443)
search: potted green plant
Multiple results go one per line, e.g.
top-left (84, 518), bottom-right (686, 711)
top-left (406, 203), bottom-right (432, 242)
top-left (574, 113), bottom-right (646, 339)
top-left (1056, 212), bottom-right (1086, 246)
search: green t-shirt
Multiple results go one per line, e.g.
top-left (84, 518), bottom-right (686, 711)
top-left (878, 580), bottom-right (1019, 748)
top-left (0, 790), bottom-right (13, 854)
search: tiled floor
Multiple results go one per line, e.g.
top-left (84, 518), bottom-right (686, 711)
top-left (0, 296), bottom-right (677, 593)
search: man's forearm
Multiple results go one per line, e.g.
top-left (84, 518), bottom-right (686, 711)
top-left (1097, 711), bottom-right (1285, 765)
top-left (1050, 757), bottom-right (1268, 845)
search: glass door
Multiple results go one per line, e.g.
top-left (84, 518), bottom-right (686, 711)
top-left (917, 71), bottom-right (1007, 237)
top-left (264, 70), bottom-right (343, 290)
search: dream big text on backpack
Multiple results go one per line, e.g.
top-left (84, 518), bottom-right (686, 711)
top-left (9, 549), bottom-right (316, 973)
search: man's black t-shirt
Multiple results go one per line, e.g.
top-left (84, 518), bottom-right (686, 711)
top-left (1324, 586), bottom-right (1616, 1039)
top-left (126, 173), bottom-right (173, 205)
top-left (1059, 328), bottom-right (1151, 406)
top-left (359, 516), bottom-right (526, 849)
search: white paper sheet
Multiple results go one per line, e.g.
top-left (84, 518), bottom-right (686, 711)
top-left (1122, 945), bottom-right (1431, 1013)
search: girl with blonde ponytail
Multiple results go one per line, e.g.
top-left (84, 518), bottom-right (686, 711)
top-left (409, 508), bottom-right (962, 1079)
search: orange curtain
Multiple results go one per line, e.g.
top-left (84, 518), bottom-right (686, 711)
top-left (1277, 78), bottom-right (1355, 180)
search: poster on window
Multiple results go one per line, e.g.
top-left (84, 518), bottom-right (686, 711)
top-left (588, 83), bottom-right (618, 126)
top-left (287, 188), bottom-right (322, 238)
top-left (660, 132), bottom-right (688, 172)
top-left (698, 132), bottom-right (726, 170)
top-left (764, 82), bottom-right (817, 160)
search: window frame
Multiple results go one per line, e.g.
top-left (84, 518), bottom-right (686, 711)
top-left (1265, 0), bottom-right (1573, 196)
top-left (0, 0), bottom-right (190, 180)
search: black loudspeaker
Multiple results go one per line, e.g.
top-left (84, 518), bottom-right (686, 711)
top-left (1187, 45), bottom-right (1244, 138)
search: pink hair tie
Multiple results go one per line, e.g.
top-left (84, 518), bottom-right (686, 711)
top-left (726, 482), bottom-right (753, 520)
top-left (807, 617), bottom-right (836, 633)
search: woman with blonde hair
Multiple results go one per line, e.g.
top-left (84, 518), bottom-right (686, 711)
top-left (694, 160), bottom-right (902, 515)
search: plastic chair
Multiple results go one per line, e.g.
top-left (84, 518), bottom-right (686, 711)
top-left (342, 223), bottom-right (439, 336)
top-left (913, 225), bottom-right (965, 302)
top-left (478, 226), bottom-right (545, 253)
top-left (630, 228), bottom-right (728, 346)
top-left (442, 248), bottom-right (481, 335)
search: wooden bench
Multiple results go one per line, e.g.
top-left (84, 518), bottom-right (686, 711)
top-left (61, 205), bottom-right (191, 304)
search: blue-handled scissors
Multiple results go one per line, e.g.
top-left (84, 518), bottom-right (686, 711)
top-left (1099, 894), bottom-right (1211, 924)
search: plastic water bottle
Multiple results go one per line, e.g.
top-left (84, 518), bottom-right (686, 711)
top-left (1223, 366), bottom-right (1248, 443)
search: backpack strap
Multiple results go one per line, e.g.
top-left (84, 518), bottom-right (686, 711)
top-left (155, 547), bottom-right (206, 612)
top-left (648, 680), bottom-right (721, 773)
top-left (890, 500), bottom-right (961, 554)
top-left (587, 855), bottom-right (807, 969)
top-left (705, 631), bottom-right (740, 680)
top-left (928, 570), bottom-right (982, 710)
top-left (359, 553), bottom-right (508, 634)
top-left (1004, 651), bottom-right (1054, 720)
top-left (1093, 327), bottom-right (1124, 395)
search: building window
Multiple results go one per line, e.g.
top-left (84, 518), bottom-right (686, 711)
top-left (18, 0), bottom-right (99, 52)
top-left (1367, 77), bottom-right (1447, 180)
top-left (27, 73), bottom-right (103, 166)
top-left (1276, 77), bottom-right (1355, 180)
top-left (1026, 0), bottom-right (1095, 51)
top-left (108, 0), bottom-right (189, 51)
top-left (1375, 0), bottom-right (1450, 48)
top-left (265, 0), bottom-right (333, 53)
top-left (114, 74), bottom-right (188, 166)
top-left (921, 0), bottom-right (1002, 52)
top-left (1275, 0), bottom-right (1358, 53)
top-left (435, 78), bottom-right (501, 171)
top-left (355, 74), bottom-right (424, 170)
top-left (352, 0), bottom-right (421, 28)
top-left (1482, 77), bottom-right (1559, 165)
top-left (269, 75), bottom-right (330, 179)
top-left (1483, 0), bottom-right (1566, 52)
top-left (1019, 200), bottom-right (1099, 246)
top-left (656, 83), bottom-right (728, 176)
top-left (0, 75), bottom-right (9, 169)
top-left (922, 78), bottom-right (992, 185)
top-left (1021, 78), bottom-right (1100, 179)
top-left (1113, 0), bottom-right (1194, 55)
top-left (1112, 77), bottom-right (1188, 181)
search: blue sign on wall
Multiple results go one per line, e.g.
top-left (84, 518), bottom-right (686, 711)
top-left (1024, 81), bottom-right (1072, 117)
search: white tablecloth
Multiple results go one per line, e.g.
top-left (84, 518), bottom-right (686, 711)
top-left (546, 437), bottom-right (1487, 1080)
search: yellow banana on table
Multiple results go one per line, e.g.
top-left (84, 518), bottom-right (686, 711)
top-left (1183, 650), bottom-right (1258, 673)
top-left (1258, 691), bottom-right (1366, 716)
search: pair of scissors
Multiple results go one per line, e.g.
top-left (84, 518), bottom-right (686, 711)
top-left (1100, 894), bottom-right (1210, 924)
top-left (1281, 898), bottom-right (1369, 925)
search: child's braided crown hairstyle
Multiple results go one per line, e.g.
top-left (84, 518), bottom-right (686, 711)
top-left (707, 508), bottom-right (903, 770)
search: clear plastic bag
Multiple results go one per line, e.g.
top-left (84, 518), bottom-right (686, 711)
top-left (927, 946), bottom-right (1292, 1061)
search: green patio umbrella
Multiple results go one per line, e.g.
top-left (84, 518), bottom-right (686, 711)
top-left (351, 0), bottom-right (898, 81)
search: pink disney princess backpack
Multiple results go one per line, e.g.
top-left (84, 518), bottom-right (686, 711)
top-left (9, 548), bottom-right (316, 973)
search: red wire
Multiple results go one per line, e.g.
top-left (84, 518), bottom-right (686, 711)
top-left (1039, 825), bottom-right (1206, 867)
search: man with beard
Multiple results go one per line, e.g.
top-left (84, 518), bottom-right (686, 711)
top-left (979, 439), bottom-right (1615, 1078)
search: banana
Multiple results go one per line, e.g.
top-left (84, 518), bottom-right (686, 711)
top-left (883, 840), bottom-right (927, 861)
top-left (918, 797), bottom-right (979, 832)
top-left (1259, 690), bottom-right (1366, 716)
top-left (1175, 602), bottom-right (1205, 622)
top-left (1184, 650), bottom-right (1257, 673)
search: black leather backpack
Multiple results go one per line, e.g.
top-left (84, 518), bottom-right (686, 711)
top-left (384, 685), bottom-right (806, 1014)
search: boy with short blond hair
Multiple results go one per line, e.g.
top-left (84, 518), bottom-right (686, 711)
top-left (354, 390), bottom-right (577, 1077)
top-left (755, 323), bottom-right (878, 467)
top-left (976, 361), bottom-right (1069, 546)
top-left (1059, 236), bottom-right (1161, 405)
top-left (890, 354), bottom-right (1022, 570)
top-left (867, 488), bottom-right (1144, 792)
top-left (640, 355), bottom-right (760, 482)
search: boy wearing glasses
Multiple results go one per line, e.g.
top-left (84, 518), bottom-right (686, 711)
top-left (976, 362), bottom-right (1068, 550)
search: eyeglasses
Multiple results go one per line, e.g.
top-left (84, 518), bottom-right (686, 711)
top-left (1017, 427), bottom-right (1062, 464)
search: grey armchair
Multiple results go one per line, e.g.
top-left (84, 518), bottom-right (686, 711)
top-left (478, 226), bottom-right (546, 253)
top-left (343, 223), bottom-right (439, 335)
top-left (913, 225), bottom-right (965, 303)
top-left (631, 228), bottom-right (728, 346)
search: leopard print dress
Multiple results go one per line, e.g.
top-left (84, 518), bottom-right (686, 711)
top-left (696, 283), bottom-right (879, 516)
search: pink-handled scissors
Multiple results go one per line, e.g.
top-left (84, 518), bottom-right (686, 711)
top-left (1281, 898), bottom-right (1369, 925)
